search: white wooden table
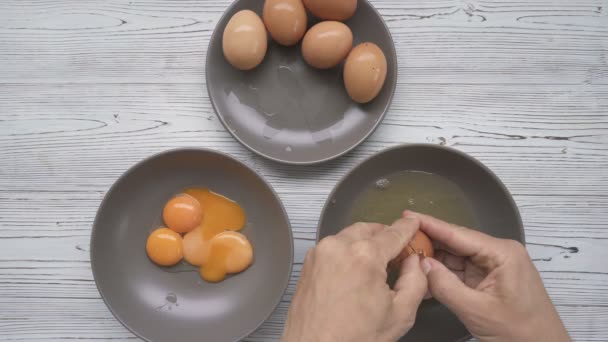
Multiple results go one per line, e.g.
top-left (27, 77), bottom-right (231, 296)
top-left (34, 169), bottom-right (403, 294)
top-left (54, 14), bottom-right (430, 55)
top-left (1, 0), bottom-right (607, 340)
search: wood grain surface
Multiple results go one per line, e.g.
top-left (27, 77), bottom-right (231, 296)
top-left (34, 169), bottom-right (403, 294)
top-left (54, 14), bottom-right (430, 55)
top-left (1, 0), bottom-right (607, 341)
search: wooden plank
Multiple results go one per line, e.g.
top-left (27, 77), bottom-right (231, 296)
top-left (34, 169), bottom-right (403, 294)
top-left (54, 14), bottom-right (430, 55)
top-left (0, 0), bottom-right (606, 84)
top-left (1, 0), bottom-right (608, 340)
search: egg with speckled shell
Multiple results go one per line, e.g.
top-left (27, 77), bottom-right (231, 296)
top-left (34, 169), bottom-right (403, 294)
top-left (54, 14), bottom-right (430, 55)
top-left (343, 42), bottom-right (387, 103)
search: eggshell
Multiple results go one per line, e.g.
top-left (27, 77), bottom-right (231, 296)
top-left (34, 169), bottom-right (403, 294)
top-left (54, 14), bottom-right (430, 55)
top-left (301, 21), bottom-right (353, 69)
top-left (222, 10), bottom-right (268, 70)
top-left (407, 231), bottom-right (434, 258)
top-left (263, 0), bottom-right (307, 46)
top-left (343, 42), bottom-right (387, 103)
top-left (303, 0), bottom-right (357, 21)
top-left (389, 231), bottom-right (434, 272)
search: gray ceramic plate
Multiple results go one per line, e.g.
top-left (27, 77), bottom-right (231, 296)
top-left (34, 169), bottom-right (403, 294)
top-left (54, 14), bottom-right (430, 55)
top-left (317, 144), bottom-right (524, 342)
top-left (91, 149), bottom-right (293, 342)
top-left (206, 0), bottom-right (397, 165)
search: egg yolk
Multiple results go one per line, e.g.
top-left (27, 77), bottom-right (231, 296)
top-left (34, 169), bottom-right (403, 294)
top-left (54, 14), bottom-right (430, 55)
top-left (184, 188), bottom-right (246, 239)
top-left (163, 194), bottom-right (203, 233)
top-left (181, 188), bottom-right (248, 272)
top-left (148, 187), bottom-right (252, 283)
top-left (199, 231), bottom-right (253, 283)
top-left (146, 228), bottom-right (183, 266)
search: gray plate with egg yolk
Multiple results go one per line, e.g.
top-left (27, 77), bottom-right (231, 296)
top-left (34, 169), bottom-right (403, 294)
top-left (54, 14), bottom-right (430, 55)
top-left (206, 0), bottom-right (397, 165)
top-left (318, 144), bottom-right (525, 342)
top-left (91, 148), bottom-right (293, 342)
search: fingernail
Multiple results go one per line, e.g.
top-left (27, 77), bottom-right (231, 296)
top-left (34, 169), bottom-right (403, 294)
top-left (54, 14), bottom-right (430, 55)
top-left (421, 258), bottom-right (432, 275)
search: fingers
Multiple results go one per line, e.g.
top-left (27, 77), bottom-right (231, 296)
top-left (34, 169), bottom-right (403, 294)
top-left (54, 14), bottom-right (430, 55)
top-left (392, 254), bottom-right (428, 321)
top-left (336, 222), bottom-right (385, 242)
top-left (422, 257), bottom-right (487, 318)
top-left (435, 250), bottom-right (465, 271)
top-left (394, 254), bottom-right (427, 296)
top-left (370, 217), bottom-right (420, 264)
top-left (404, 211), bottom-right (503, 270)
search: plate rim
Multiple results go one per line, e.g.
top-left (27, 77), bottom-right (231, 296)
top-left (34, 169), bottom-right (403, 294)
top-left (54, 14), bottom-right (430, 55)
top-left (205, 0), bottom-right (399, 165)
top-left (90, 147), bottom-right (294, 342)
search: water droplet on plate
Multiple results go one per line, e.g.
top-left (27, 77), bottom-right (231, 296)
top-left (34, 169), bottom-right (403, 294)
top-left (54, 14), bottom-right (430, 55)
top-left (285, 145), bottom-right (293, 152)
top-left (375, 178), bottom-right (390, 190)
top-left (166, 293), bottom-right (177, 304)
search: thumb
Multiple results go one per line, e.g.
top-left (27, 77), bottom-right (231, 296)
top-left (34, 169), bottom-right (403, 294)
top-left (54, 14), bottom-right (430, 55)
top-left (392, 254), bottom-right (428, 320)
top-left (422, 258), bottom-right (484, 318)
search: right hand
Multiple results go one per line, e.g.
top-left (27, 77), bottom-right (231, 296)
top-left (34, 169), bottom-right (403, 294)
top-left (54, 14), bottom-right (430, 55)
top-left (404, 211), bottom-right (570, 342)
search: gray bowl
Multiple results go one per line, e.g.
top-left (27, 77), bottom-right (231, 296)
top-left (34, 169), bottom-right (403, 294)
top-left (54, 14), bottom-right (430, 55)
top-left (91, 149), bottom-right (293, 342)
top-left (206, 0), bottom-right (397, 165)
top-left (317, 144), bottom-right (524, 342)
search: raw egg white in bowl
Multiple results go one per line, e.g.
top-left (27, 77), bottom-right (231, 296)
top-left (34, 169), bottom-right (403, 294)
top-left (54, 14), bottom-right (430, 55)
top-left (318, 144), bottom-right (525, 342)
top-left (206, 0), bottom-right (397, 165)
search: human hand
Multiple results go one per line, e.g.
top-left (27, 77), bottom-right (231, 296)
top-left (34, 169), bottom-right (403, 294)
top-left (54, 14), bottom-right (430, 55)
top-left (404, 211), bottom-right (570, 342)
top-left (282, 218), bottom-right (428, 342)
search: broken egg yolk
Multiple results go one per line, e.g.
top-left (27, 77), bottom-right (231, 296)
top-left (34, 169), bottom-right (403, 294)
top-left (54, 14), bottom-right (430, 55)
top-left (199, 231), bottom-right (253, 283)
top-left (184, 188), bottom-right (246, 238)
top-left (147, 187), bottom-right (252, 283)
top-left (146, 228), bottom-right (183, 266)
top-left (181, 188), bottom-right (248, 270)
top-left (163, 194), bottom-right (203, 233)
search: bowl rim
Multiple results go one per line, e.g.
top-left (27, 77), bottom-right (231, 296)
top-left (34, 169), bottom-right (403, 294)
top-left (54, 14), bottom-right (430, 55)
top-left (205, 0), bottom-right (399, 165)
top-left (316, 142), bottom-right (525, 243)
top-left (90, 147), bottom-right (294, 342)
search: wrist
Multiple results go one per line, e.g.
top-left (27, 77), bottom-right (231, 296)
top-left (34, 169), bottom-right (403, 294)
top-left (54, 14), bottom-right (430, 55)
top-left (512, 314), bottom-right (570, 342)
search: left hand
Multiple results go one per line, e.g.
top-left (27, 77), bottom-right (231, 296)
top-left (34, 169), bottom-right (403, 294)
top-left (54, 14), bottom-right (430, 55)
top-left (282, 217), bottom-right (428, 342)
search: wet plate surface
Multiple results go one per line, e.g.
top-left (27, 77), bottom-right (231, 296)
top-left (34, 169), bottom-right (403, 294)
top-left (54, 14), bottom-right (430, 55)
top-left (206, 0), bottom-right (397, 164)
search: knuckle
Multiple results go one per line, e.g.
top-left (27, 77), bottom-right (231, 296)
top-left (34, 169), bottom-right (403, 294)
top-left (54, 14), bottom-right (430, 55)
top-left (503, 239), bottom-right (527, 255)
top-left (351, 222), bottom-right (369, 230)
top-left (349, 241), bottom-right (378, 263)
top-left (316, 236), bottom-right (340, 254)
top-left (387, 227), bottom-right (406, 242)
top-left (430, 282), bottom-right (450, 299)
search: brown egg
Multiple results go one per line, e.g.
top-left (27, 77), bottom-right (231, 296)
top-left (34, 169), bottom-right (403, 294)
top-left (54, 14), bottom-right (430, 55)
top-left (263, 0), bottom-right (307, 46)
top-left (303, 0), bottom-right (357, 21)
top-left (343, 42), bottom-right (387, 103)
top-left (301, 21), bottom-right (353, 69)
top-left (223, 10), bottom-right (268, 70)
